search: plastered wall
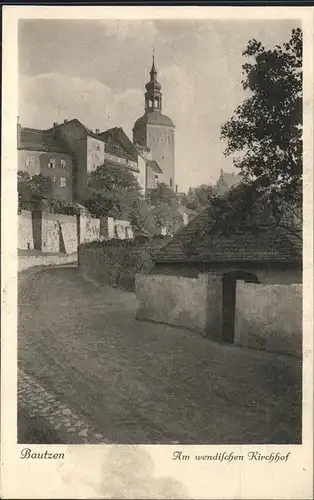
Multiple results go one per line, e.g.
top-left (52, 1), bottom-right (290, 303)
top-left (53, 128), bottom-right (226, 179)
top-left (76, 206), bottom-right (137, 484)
top-left (56, 213), bottom-right (78, 254)
top-left (41, 215), bottom-right (60, 253)
top-left (22, 211), bottom-right (77, 254)
top-left (234, 282), bottom-right (302, 357)
top-left (79, 216), bottom-right (101, 243)
top-left (135, 273), bottom-right (222, 336)
top-left (18, 210), bottom-right (34, 250)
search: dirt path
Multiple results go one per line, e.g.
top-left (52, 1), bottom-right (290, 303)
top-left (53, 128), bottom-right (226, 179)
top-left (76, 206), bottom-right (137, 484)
top-left (18, 266), bottom-right (302, 444)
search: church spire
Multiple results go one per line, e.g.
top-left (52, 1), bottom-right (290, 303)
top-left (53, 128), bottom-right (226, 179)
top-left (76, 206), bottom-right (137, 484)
top-left (150, 51), bottom-right (157, 81)
top-left (145, 53), bottom-right (162, 113)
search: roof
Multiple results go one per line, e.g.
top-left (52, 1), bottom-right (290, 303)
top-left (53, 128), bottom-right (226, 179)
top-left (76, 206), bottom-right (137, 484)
top-left (18, 127), bottom-right (71, 154)
top-left (99, 127), bottom-right (138, 161)
top-left (97, 128), bottom-right (136, 161)
top-left (20, 120), bottom-right (138, 166)
top-left (55, 121), bottom-right (137, 162)
top-left (152, 206), bottom-right (302, 264)
top-left (133, 110), bottom-right (175, 129)
top-left (216, 170), bottom-right (242, 193)
top-left (146, 159), bottom-right (162, 173)
top-left (46, 119), bottom-right (102, 140)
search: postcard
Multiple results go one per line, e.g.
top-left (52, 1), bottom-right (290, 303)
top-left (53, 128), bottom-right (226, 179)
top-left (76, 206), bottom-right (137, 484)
top-left (1, 5), bottom-right (313, 499)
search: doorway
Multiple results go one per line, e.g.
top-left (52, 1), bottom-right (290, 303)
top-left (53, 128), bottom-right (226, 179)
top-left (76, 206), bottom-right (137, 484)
top-left (222, 270), bottom-right (260, 344)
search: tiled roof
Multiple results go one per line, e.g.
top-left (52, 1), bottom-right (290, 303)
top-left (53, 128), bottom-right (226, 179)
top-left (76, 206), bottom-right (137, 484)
top-left (46, 119), bottom-right (102, 141)
top-left (97, 129), bottom-right (135, 161)
top-left (103, 127), bottom-right (139, 160)
top-left (105, 142), bottom-right (134, 160)
top-left (18, 127), bottom-right (71, 154)
top-left (146, 159), bottom-right (162, 173)
top-left (152, 206), bottom-right (302, 264)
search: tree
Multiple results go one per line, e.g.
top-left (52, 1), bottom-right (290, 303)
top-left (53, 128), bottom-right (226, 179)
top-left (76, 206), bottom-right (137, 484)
top-left (18, 171), bottom-right (53, 212)
top-left (85, 169), bottom-right (186, 236)
top-left (85, 162), bottom-right (143, 220)
top-left (210, 181), bottom-right (301, 239)
top-left (184, 184), bottom-right (216, 211)
top-left (148, 183), bottom-right (184, 234)
top-left (129, 198), bottom-right (157, 237)
top-left (148, 182), bottom-right (178, 207)
top-left (220, 28), bottom-right (302, 230)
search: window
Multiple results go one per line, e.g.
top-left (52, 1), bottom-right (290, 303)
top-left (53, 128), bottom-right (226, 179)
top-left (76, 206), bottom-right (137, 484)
top-left (48, 158), bottom-right (56, 169)
top-left (60, 177), bottom-right (66, 187)
top-left (60, 159), bottom-right (66, 169)
top-left (52, 177), bottom-right (56, 183)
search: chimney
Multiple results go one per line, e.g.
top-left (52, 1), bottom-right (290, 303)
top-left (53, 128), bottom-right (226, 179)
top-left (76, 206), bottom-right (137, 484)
top-left (175, 184), bottom-right (178, 193)
top-left (53, 122), bottom-right (58, 128)
top-left (95, 128), bottom-right (100, 134)
top-left (64, 119), bottom-right (68, 123)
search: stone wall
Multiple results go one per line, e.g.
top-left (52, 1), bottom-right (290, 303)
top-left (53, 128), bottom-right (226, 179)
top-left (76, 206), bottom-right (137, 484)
top-left (78, 237), bottom-right (170, 291)
top-left (18, 252), bottom-right (77, 272)
top-left (153, 261), bottom-right (302, 284)
top-left (56, 213), bottom-right (78, 254)
top-left (135, 273), bottom-right (223, 337)
top-left (234, 282), bottom-right (302, 357)
top-left (79, 215), bottom-right (101, 244)
top-left (18, 210), bottom-right (34, 250)
top-left (20, 210), bottom-right (135, 254)
top-left (32, 211), bottom-right (78, 253)
top-left (113, 219), bottom-right (134, 240)
top-left (79, 215), bottom-right (134, 243)
top-left (135, 272), bottom-right (302, 356)
top-left (41, 213), bottom-right (60, 253)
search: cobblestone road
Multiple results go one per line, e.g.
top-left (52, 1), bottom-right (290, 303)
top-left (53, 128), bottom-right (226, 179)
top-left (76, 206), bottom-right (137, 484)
top-left (18, 266), bottom-right (302, 444)
top-left (18, 370), bottom-right (107, 444)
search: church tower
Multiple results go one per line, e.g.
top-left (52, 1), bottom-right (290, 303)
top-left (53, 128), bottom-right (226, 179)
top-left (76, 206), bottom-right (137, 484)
top-left (133, 56), bottom-right (175, 188)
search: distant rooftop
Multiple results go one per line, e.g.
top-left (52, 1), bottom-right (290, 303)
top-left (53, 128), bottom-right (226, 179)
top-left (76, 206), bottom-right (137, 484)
top-left (216, 169), bottom-right (242, 194)
top-left (152, 205), bottom-right (302, 265)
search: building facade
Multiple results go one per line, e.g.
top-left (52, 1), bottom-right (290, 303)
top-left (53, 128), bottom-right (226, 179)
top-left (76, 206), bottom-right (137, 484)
top-left (133, 57), bottom-right (175, 188)
top-left (17, 124), bottom-right (74, 202)
top-left (215, 169), bottom-right (242, 195)
top-left (17, 117), bottom-right (163, 204)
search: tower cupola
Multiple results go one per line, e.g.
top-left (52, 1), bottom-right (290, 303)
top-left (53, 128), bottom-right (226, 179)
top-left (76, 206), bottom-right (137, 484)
top-left (145, 55), bottom-right (162, 112)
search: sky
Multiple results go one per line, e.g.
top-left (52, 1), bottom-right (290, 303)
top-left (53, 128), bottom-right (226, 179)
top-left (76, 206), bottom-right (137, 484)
top-left (18, 18), bottom-right (298, 192)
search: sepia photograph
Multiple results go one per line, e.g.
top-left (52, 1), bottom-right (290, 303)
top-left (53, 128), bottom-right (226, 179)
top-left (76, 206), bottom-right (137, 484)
top-left (2, 5), bottom-right (313, 498)
top-left (16, 16), bottom-right (304, 448)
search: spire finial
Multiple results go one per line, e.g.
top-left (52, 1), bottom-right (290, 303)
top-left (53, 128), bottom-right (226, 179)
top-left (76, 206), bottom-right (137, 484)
top-left (150, 49), bottom-right (157, 78)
